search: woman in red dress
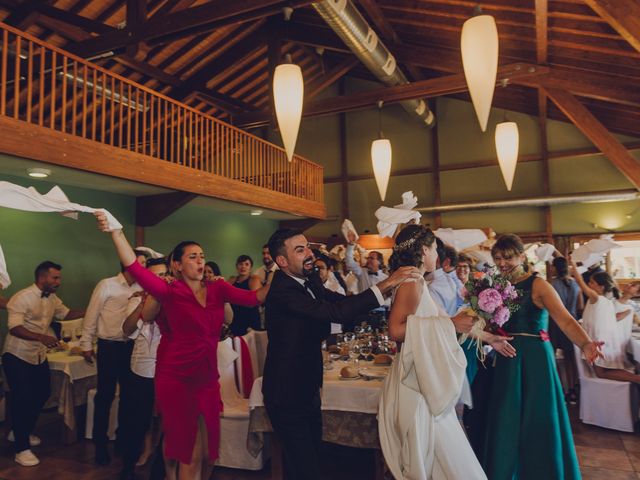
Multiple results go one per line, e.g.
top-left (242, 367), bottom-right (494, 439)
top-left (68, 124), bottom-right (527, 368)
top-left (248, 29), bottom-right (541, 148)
top-left (95, 212), bottom-right (268, 479)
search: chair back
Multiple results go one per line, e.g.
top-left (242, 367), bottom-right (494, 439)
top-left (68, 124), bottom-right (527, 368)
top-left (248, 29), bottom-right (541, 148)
top-left (573, 344), bottom-right (594, 379)
top-left (218, 337), bottom-right (242, 407)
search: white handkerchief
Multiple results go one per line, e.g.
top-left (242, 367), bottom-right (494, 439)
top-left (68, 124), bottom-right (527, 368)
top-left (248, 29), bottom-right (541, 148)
top-left (329, 244), bottom-right (346, 261)
top-left (0, 181), bottom-right (122, 231)
top-left (217, 338), bottom-right (239, 370)
top-left (0, 244), bottom-right (10, 289)
top-left (535, 243), bottom-right (556, 263)
top-left (434, 228), bottom-right (487, 251)
top-left (395, 191), bottom-right (418, 210)
top-left (341, 219), bottom-right (359, 243)
top-left (375, 207), bottom-right (421, 238)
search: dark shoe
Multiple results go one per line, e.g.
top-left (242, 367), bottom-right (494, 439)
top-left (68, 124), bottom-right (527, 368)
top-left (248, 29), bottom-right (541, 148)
top-left (95, 444), bottom-right (111, 466)
top-left (568, 389), bottom-right (578, 405)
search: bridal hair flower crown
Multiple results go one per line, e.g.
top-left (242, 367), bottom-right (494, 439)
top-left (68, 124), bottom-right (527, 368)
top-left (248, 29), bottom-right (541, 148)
top-left (393, 230), bottom-right (424, 252)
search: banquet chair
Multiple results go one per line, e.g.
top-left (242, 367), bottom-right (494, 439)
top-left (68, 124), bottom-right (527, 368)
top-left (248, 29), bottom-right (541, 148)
top-left (574, 345), bottom-right (638, 432)
top-left (216, 337), bottom-right (269, 470)
top-left (85, 386), bottom-right (119, 440)
top-left (233, 329), bottom-right (269, 397)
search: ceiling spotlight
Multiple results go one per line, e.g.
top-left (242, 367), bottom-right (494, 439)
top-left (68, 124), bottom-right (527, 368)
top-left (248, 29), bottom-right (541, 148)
top-left (27, 168), bottom-right (51, 178)
top-left (250, 210), bottom-right (263, 216)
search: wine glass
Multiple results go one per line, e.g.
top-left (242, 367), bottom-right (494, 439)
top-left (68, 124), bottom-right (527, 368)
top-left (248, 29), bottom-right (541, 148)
top-left (74, 327), bottom-right (82, 341)
top-left (343, 332), bottom-right (355, 344)
top-left (359, 339), bottom-right (373, 361)
top-left (349, 341), bottom-right (361, 365)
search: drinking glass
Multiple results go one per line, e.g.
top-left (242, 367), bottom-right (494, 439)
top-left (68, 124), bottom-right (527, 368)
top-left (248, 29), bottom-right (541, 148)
top-left (74, 327), bottom-right (82, 341)
top-left (61, 329), bottom-right (72, 343)
top-left (359, 340), bottom-right (373, 361)
top-left (349, 342), bottom-right (361, 365)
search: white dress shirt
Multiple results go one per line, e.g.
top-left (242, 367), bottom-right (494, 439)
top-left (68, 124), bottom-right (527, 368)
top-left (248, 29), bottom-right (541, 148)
top-left (255, 264), bottom-right (278, 286)
top-left (129, 319), bottom-right (161, 378)
top-left (324, 276), bottom-right (346, 334)
top-left (426, 269), bottom-right (459, 317)
top-left (79, 273), bottom-right (141, 351)
top-left (345, 244), bottom-right (388, 293)
top-left (286, 273), bottom-right (385, 305)
top-left (4, 284), bottom-right (69, 364)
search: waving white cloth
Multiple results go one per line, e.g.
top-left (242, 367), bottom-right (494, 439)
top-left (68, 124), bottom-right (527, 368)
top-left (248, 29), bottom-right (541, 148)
top-left (572, 236), bottom-right (620, 272)
top-left (0, 244), bottom-right (10, 289)
top-left (375, 191), bottom-right (421, 238)
top-left (582, 296), bottom-right (627, 370)
top-left (341, 219), bottom-right (359, 243)
top-left (434, 228), bottom-right (487, 251)
top-left (0, 181), bottom-right (122, 231)
top-left (378, 280), bottom-right (486, 480)
top-left (535, 243), bottom-right (556, 263)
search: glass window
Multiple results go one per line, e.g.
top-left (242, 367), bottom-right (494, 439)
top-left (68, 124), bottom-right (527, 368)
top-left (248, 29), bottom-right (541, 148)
top-left (609, 240), bottom-right (640, 279)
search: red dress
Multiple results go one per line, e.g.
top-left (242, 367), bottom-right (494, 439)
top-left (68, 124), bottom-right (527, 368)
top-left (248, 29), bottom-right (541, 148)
top-left (127, 261), bottom-right (258, 464)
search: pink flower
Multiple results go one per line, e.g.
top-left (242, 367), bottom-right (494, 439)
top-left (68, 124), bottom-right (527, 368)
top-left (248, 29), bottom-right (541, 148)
top-left (478, 288), bottom-right (503, 313)
top-left (493, 306), bottom-right (510, 327)
top-left (501, 284), bottom-right (517, 300)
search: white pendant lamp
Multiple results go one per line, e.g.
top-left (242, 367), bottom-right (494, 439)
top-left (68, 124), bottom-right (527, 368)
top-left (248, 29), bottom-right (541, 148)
top-left (461, 11), bottom-right (499, 132)
top-left (495, 121), bottom-right (519, 191)
top-left (273, 55), bottom-right (304, 162)
top-left (371, 101), bottom-right (392, 201)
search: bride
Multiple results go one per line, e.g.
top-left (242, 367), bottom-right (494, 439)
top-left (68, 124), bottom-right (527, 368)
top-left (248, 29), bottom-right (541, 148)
top-left (378, 224), bottom-right (487, 479)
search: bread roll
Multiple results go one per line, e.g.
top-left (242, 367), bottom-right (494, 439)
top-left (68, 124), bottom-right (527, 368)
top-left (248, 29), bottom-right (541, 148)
top-left (373, 354), bottom-right (392, 365)
top-left (340, 366), bottom-right (359, 378)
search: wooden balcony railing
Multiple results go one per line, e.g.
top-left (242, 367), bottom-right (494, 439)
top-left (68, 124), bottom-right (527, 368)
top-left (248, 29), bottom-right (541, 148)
top-left (0, 22), bottom-right (324, 205)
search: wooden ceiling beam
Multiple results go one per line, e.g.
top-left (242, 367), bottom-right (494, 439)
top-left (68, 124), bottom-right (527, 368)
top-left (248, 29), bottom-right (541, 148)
top-left (583, 0), bottom-right (640, 53)
top-left (126, 0), bottom-right (149, 59)
top-left (237, 63), bottom-right (547, 128)
top-left (544, 87), bottom-right (640, 189)
top-left (66, 0), bottom-right (313, 59)
top-left (1, 0), bottom-right (47, 30)
top-left (34, 5), bottom-right (115, 35)
top-left (306, 56), bottom-right (359, 100)
top-left (535, 0), bottom-right (548, 64)
top-left (136, 191), bottom-right (197, 226)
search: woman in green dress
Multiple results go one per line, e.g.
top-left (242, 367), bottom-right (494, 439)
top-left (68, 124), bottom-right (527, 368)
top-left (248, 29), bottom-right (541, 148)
top-left (482, 234), bottom-right (603, 480)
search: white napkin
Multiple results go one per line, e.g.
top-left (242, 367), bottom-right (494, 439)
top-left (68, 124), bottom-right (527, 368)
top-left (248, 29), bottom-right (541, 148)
top-left (535, 243), bottom-right (556, 263)
top-left (329, 244), bottom-right (346, 261)
top-left (375, 191), bottom-right (421, 238)
top-left (135, 246), bottom-right (164, 259)
top-left (0, 181), bottom-right (122, 231)
top-left (572, 236), bottom-right (620, 270)
top-left (341, 219), bottom-right (359, 243)
top-left (0, 244), bottom-right (10, 289)
top-left (434, 228), bottom-right (487, 251)
top-left (461, 247), bottom-right (494, 269)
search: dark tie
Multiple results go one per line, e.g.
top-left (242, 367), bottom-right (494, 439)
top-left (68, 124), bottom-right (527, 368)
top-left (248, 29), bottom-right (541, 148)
top-left (368, 271), bottom-right (377, 276)
top-left (303, 280), bottom-right (315, 298)
top-left (41, 291), bottom-right (51, 298)
top-left (264, 270), bottom-right (273, 285)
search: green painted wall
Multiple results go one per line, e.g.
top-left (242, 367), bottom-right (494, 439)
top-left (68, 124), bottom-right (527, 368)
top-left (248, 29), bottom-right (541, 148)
top-left (0, 173), bottom-right (277, 340)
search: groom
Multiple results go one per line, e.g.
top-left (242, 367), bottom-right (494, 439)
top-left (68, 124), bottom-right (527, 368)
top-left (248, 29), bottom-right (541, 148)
top-left (262, 229), bottom-right (419, 479)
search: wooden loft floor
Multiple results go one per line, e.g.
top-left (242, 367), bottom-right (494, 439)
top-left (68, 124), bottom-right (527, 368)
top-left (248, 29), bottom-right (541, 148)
top-left (0, 22), bottom-right (326, 220)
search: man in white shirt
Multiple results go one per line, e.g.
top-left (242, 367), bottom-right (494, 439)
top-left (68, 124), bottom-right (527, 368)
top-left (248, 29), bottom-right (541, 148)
top-left (2, 261), bottom-right (84, 467)
top-left (314, 255), bottom-right (346, 336)
top-left (345, 237), bottom-right (388, 293)
top-left (254, 244), bottom-right (278, 286)
top-left (79, 251), bottom-right (147, 465)
top-left (426, 239), bottom-right (461, 317)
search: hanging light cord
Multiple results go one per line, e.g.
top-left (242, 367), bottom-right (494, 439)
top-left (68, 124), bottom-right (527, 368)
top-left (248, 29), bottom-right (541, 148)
top-left (377, 100), bottom-right (384, 139)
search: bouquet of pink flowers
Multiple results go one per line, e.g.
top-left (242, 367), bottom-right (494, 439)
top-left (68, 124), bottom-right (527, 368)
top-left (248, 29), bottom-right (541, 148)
top-left (461, 267), bottom-right (521, 344)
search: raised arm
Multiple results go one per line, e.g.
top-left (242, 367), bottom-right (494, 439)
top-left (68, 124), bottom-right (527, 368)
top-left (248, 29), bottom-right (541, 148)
top-left (534, 278), bottom-right (603, 363)
top-left (345, 243), bottom-right (363, 276)
top-left (569, 258), bottom-right (599, 304)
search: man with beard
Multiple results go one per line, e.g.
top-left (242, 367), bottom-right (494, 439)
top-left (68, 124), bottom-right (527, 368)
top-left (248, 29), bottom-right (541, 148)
top-left (3, 261), bottom-right (84, 466)
top-left (262, 229), bottom-right (420, 479)
top-left (254, 244), bottom-right (278, 286)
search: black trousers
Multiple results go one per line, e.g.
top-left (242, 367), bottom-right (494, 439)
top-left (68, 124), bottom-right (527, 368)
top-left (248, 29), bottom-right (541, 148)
top-left (93, 339), bottom-right (133, 446)
top-left (121, 372), bottom-right (155, 469)
top-left (2, 353), bottom-right (51, 453)
top-left (266, 394), bottom-right (322, 480)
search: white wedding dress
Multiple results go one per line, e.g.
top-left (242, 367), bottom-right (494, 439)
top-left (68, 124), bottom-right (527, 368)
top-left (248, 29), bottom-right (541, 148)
top-left (582, 296), bottom-right (628, 369)
top-left (378, 280), bottom-right (486, 479)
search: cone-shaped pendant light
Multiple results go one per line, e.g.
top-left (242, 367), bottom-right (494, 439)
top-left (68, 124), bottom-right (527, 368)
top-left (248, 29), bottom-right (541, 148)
top-left (371, 101), bottom-right (391, 201)
top-left (495, 121), bottom-right (519, 191)
top-left (372, 138), bottom-right (392, 201)
top-left (461, 13), bottom-right (499, 132)
top-left (273, 59), bottom-right (304, 162)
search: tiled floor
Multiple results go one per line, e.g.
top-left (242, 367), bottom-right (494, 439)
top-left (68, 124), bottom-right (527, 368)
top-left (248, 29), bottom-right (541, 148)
top-left (0, 405), bottom-right (638, 479)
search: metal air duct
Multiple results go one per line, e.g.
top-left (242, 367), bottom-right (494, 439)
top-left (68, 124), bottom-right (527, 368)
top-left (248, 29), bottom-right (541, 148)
top-left (312, 0), bottom-right (435, 127)
top-left (416, 189), bottom-right (640, 213)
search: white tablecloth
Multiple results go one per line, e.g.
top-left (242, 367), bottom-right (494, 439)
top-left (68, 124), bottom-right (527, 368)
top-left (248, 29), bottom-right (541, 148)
top-left (249, 360), bottom-right (390, 415)
top-left (47, 349), bottom-right (96, 382)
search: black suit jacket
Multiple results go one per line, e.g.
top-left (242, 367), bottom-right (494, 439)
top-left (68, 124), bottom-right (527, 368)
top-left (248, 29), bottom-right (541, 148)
top-left (262, 270), bottom-right (380, 407)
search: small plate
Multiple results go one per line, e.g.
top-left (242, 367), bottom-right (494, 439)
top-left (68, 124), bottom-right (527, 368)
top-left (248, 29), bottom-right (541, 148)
top-left (359, 367), bottom-right (388, 379)
top-left (339, 375), bottom-right (362, 381)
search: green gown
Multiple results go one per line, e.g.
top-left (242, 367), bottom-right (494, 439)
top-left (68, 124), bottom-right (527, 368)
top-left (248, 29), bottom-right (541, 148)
top-left (482, 275), bottom-right (581, 480)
